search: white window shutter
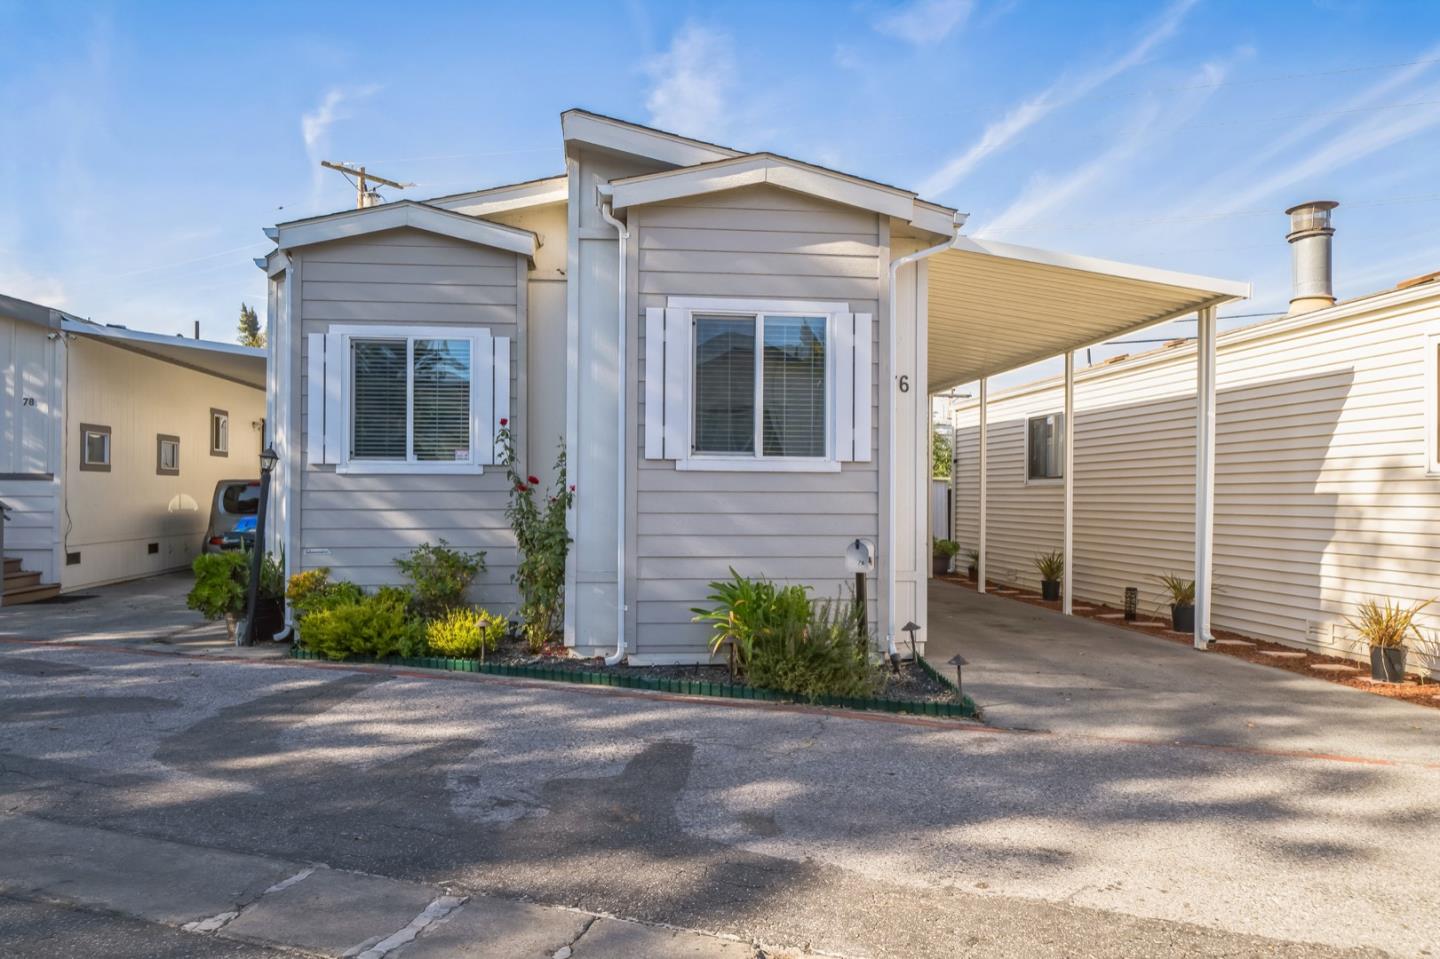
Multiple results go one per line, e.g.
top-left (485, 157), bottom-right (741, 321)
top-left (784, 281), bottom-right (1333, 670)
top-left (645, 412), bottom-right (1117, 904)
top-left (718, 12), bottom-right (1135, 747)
top-left (834, 313), bottom-right (855, 461)
top-left (491, 334), bottom-right (510, 465)
top-left (852, 312), bottom-right (873, 462)
top-left (306, 332), bottom-right (344, 466)
top-left (306, 333), bottom-right (326, 465)
top-left (644, 307), bottom-right (665, 460)
top-left (473, 329), bottom-right (496, 464)
top-left (662, 307), bottom-right (690, 459)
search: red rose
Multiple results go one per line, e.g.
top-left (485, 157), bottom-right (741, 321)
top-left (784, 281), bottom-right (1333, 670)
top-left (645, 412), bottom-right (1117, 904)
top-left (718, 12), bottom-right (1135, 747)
top-left (514, 482), bottom-right (527, 492)
top-left (569, 484), bottom-right (576, 492)
top-left (499, 418), bottom-right (508, 426)
top-left (528, 475), bottom-right (540, 485)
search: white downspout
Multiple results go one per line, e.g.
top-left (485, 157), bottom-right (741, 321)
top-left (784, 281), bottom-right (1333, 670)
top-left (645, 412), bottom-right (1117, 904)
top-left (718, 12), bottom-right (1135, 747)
top-left (598, 188), bottom-right (629, 665)
top-left (885, 217), bottom-right (963, 660)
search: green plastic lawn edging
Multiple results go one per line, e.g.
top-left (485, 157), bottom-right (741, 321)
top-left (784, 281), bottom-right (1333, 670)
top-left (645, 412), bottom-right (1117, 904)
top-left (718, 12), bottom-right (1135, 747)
top-left (289, 647), bottom-right (980, 720)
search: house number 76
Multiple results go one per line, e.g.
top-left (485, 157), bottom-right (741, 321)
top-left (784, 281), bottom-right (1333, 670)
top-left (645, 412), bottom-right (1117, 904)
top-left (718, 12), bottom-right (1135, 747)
top-left (897, 375), bottom-right (910, 393)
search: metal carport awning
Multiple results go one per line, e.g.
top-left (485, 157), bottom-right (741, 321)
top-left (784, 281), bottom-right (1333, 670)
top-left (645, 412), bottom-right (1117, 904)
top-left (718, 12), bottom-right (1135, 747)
top-left (923, 235), bottom-right (1250, 652)
top-left (926, 236), bottom-right (1251, 392)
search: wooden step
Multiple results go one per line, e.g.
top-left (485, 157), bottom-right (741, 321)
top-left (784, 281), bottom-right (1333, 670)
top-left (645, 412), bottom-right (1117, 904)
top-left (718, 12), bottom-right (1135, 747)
top-left (3, 570), bottom-right (40, 591)
top-left (3, 557), bottom-right (20, 576)
top-left (1, 581), bottom-right (61, 607)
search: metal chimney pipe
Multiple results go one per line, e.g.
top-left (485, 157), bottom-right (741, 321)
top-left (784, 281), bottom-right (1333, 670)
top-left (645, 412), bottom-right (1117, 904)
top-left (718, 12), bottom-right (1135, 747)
top-left (1285, 200), bottom-right (1338, 315)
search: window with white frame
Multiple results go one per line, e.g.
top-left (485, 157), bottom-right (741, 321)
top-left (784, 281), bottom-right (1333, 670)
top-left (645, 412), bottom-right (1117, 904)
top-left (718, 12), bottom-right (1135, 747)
top-left (645, 298), bottom-right (870, 472)
top-left (210, 409), bottom-right (229, 456)
top-left (157, 434), bottom-right (180, 476)
top-left (1428, 330), bottom-right (1440, 475)
top-left (1026, 412), bottom-right (1064, 481)
top-left (79, 423), bottom-right (111, 472)
top-left (306, 325), bottom-right (509, 474)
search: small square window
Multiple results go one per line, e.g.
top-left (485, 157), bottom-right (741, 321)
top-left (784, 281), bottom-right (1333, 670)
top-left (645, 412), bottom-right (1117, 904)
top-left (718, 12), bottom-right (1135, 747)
top-left (157, 434), bottom-right (180, 476)
top-left (210, 409), bottom-right (229, 457)
top-left (1026, 413), bottom-right (1064, 481)
top-left (79, 424), bottom-right (111, 472)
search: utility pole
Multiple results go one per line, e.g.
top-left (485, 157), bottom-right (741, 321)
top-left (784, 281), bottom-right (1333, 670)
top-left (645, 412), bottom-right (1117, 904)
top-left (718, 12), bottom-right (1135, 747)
top-left (320, 161), bottom-right (414, 209)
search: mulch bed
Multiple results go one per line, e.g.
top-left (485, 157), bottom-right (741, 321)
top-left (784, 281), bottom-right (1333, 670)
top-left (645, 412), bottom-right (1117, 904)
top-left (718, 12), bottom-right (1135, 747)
top-left (482, 637), bottom-right (964, 706)
top-left (939, 574), bottom-right (1440, 711)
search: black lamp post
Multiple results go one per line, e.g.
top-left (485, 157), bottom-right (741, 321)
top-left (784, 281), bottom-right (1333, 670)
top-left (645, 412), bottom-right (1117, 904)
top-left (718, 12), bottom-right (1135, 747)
top-left (240, 446), bottom-right (280, 647)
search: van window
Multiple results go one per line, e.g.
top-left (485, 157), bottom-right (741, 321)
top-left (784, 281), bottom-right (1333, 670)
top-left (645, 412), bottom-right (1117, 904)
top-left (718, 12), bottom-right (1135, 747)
top-left (221, 483), bottom-right (260, 515)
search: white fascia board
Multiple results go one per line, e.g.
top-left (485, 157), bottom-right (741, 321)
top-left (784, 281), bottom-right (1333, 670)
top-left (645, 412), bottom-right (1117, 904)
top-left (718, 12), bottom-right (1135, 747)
top-left (912, 203), bottom-right (964, 237)
top-left (60, 318), bottom-right (266, 360)
top-left (952, 235), bottom-right (1252, 300)
top-left (254, 249), bottom-right (286, 276)
top-left (276, 203), bottom-right (537, 259)
top-left (429, 176), bottom-right (569, 215)
top-left (611, 154), bottom-right (915, 222)
top-left (561, 110), bottom-right (739, 167)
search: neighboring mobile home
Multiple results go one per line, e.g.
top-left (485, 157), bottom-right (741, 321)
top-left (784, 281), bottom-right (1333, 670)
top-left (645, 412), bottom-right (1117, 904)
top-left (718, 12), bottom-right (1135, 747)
top-left (260, 109), bottom-right (1249, 663)
top-left (0, 293), bottom-right (266, 601)
top-left (950, 208), bottom-right (1440, 673)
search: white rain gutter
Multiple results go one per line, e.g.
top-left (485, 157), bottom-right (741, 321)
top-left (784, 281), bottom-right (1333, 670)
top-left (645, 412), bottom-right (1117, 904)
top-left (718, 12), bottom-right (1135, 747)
top-left (597, 187), bottom-right (630, 665)
top-left (885, 216), bottom-right (963, 660)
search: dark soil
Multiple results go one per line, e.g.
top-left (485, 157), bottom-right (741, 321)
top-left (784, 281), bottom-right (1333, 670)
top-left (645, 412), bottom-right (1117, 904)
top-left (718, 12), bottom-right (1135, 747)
top-left (939, 574), bottom-right (1440, 710)
top-left (481, 637), bottom-right (963, 707)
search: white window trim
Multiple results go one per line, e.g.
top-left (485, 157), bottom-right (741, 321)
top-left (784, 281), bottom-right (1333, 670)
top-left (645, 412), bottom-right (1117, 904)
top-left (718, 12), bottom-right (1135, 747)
top-left (210, 410), bottom-right (229, 456)
top-left (82, 428), bottom-right (111, 467)
top-left (1427, 329), bottom-right (1440, 476)
top-left (670, 296), bottom-right (845, 473)
top-left (329, 324), bottom-right (487, 476)
top-left (1024, 411), bottom-right (1065, 485)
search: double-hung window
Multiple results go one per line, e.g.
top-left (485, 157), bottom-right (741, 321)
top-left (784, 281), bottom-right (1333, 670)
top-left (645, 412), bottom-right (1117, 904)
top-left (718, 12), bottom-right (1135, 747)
top-left (646, 298), bottom-right (871, 472)
top-left (307, 325), bottom-right (509, 474)
top-left (1026, 412), bottom-right (1064, 481)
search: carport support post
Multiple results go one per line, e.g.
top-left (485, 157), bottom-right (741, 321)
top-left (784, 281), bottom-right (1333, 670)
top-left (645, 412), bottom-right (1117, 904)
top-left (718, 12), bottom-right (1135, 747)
top-left (1194, 305), bottom-right (1217, 649)
top-left (1062, 351), bottom-right (1074, 615)
top-left (977, 377), bottom-right (988, 593)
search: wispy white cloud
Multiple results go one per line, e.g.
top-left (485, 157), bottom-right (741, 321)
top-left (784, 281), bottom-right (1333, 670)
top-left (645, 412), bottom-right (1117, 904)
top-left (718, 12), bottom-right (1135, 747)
top-left (301, 85), bottom-right (381, 209)
top-left (874, 0), bottom-right (974, 47)
top-left (644, 22), bottom-right (735, 139)
top-left (917, 0), bottom-right (1197, 198)
top-left (977, 56), bottom-right (1236, 236)
top-left (0, 268), bottom-right (68, 307)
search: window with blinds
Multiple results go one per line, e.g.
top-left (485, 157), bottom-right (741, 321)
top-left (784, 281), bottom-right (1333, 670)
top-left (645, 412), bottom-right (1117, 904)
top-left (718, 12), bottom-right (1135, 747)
top-left (1027, 412), bottom-right (1064, 480)
top-left (351, 337), bottom-right (476, 463)
top-left (692, 313), bottom-right (827, 459)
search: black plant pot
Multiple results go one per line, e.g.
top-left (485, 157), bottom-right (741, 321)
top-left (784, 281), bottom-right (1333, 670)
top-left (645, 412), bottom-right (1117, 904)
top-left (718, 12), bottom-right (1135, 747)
top-left (253, 598), bottom-right (286, 643)
top-left (1369, 645), bottom-right (1407, 683)
top-left (933, 556), bottom-right (951, 576)
top-left (1170, 603), bottom-right (1195, 633)
top-left (1041, 580), bottom-right (1061, 601)
top-left (967, 565), bottom-right (978, 582)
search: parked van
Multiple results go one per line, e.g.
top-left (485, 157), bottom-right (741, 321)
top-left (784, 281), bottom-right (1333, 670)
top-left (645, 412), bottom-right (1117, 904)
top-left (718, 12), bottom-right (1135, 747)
top-left (203, 480), bottom-right (260, 554)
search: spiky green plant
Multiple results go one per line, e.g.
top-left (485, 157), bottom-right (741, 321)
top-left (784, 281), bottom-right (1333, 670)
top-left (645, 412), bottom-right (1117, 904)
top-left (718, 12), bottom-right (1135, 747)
top-left (1156, 572), bottom-right (1196, 606)
top-left (1345, 597), bottom-right (1433, 649)
top-left (1034, 550), bottom-right (1064, 582)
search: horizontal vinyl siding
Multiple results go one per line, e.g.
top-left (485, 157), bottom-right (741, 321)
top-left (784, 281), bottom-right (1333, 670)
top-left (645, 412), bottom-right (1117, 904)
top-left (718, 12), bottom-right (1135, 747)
top-left (0, 479), bottom-right (56, 585)
top-left (954, 291), bottom-right (1440, 669)
top-left (296, 228), bottom-right (524, 609)
top-left (631, 185), bottom-right (883, 656)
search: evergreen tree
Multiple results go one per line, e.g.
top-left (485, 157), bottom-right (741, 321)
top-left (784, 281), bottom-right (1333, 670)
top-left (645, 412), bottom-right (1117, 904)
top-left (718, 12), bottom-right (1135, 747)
top-left (237, 303), bottom-right (265, 348)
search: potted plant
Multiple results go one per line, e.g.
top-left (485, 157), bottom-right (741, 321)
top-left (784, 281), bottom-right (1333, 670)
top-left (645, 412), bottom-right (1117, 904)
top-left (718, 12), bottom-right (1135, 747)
top-left (1034, 550), bottom-right (1063, 601)
top-left (932, 538), bottom-right (960, 576)
top-left (1345, 597), bottom-right (1431, 682)
top-left (966, 548), bottom-right (980, 582)
top-left (1157, 573), bottom-right (1196, 632)
top-left (187, 552), bottom-right (250, 641)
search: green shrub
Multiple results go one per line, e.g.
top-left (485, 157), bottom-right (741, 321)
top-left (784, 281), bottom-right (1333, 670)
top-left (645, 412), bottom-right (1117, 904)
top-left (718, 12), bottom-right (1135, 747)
top-left (395, 540), bottom-right (486, 620)
top-left (188, 552), bottom-right (250, 620)
top-left (426, 607), bottom-right (507, 658)
top-left (692, 571), bottom-right (877, 701)
top-left (1034, 549), bottom-right (1064, 582)
top-left (298, 589), bottom-right (425, 661)
top-left (933, 538), bottom-right (960, 559)
top-left (286, 567), bottom-right (363, 617)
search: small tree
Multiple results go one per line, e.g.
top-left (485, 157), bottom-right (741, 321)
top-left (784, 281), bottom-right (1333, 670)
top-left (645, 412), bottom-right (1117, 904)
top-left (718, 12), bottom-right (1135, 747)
top-left (932, 428), bottom-right (952, 479)
top-left (237, 302), bottom-right (265, 348)
top-left (500, 420), bottom-right (574, 651)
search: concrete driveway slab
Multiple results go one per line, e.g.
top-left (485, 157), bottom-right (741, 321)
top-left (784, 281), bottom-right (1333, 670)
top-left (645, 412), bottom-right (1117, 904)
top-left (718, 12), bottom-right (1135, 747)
top-left (0, 814), bottom-right (296, 926)
top-left (927, 581), bottom-right (1440, 763)
top-left (571, 918), bottom-right (756, 958)
top-left (394, 895), bottom-right (592, 958)
top-left (219, 868), bottom-right (439, 956)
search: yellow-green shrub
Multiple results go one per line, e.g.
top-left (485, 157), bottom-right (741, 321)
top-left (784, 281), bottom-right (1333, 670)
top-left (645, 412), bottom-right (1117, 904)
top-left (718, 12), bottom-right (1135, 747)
top-left (299, 588), bottom-right (424, 661)
top-left (426, 607), bottom-right (507, 658)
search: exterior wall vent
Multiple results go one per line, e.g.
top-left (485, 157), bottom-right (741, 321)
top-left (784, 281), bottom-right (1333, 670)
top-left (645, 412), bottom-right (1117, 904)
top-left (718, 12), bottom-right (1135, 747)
top-left (1285, 200), bottom-right (1338, 315)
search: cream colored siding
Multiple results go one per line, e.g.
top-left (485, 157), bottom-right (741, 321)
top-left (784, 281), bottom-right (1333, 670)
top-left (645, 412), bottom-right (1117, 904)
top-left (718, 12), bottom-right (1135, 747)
top-left (629, 185), bottom-right (883, 658)
top-left (954, 287), bottom-right (1440, 668)
top-left (62, 337), bottom-right (265, 590)
top-left (295, 227), bottom-right (526, 608)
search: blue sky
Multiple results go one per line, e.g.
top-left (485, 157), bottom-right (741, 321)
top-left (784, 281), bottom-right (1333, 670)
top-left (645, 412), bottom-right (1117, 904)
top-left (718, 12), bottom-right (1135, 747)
top-left (4, 0), bottom-right (1440, 383)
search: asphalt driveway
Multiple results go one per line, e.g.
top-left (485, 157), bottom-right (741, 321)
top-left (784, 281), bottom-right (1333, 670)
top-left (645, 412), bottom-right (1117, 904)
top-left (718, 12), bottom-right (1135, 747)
top-left (926, 580), bottom-right (1440, 763)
